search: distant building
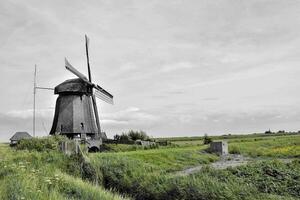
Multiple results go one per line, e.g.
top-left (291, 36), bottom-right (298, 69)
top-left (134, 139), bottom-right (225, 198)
top-left (10, 132), bottom-right (32, 146)
top-left (210, 141), bottom-right (228, 155)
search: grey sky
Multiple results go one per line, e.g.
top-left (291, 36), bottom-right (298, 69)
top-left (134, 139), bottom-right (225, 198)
top-left (0, 0), bottom-right (299, 141)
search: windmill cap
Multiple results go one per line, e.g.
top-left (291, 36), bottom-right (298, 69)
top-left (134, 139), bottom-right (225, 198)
top-left (55, 78), bottom-right (91, 94)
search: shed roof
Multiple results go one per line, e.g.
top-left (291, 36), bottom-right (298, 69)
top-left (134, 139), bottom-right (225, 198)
top-left (10, 132), bottom-right (32, 141)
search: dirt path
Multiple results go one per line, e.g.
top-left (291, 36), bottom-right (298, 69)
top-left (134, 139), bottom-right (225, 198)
top-left (175, 154), bottom-right (295, 176)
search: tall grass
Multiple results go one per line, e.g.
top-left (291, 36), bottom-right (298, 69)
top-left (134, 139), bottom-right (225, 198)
top-left (86, 137), bottom-right (300, 200)
top-left (1, 133), bottom-right (299, 200)
top-left (89, 154), bottom-right (299, 200)
top-left (0, 143), bottom-right (128, 200)
top-left (16, 135), bottom-right (67, 152)
top-left (227, 160), bottom-right (300, 198)
top-left (92, 145), bottom-right (218, 172)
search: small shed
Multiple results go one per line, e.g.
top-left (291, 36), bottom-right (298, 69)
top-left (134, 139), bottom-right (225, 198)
top-left (210, 141), bottom-right (228, 155)
top-left (10, 132), bottom-right (32, 146)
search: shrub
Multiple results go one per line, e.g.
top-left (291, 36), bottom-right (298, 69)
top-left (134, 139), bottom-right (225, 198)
top-left (203, 134), bottom-right (212, 144)
top-left (16, 136), bottom-right (67, 152)
top-left (128, 130), bottom-right (149, 141)
top-left (114, 130), bottom-right (151, 144)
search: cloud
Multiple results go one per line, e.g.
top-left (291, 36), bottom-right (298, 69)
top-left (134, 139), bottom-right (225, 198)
top-left (101, 107), bottom-right (160, 128)
top-left (7, 109), bottom-right (54, 119)
top-left (0, 0), bottom-right (300, 140)
top-left (160, 62), bottom-right (195, 72)
top-left (99, 107), bottom-right (160, 136)
top-left (119, 63), bottom-right (138, 71)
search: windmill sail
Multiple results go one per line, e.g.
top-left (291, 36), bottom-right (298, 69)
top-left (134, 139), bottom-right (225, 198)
top-left (85, 35), bottom-right (92, 82)
top-left (94, 89), bottom-right (114, 104)
top-left (65, 58), bottom-right (88, 81)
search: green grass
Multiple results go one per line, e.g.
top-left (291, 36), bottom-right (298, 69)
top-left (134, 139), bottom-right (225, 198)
top-left (101, 143), bottom-right (159, 152)
top-left (88, 151), bottom-right (299, 200)
top-left (1, 133), bottom-right (300, 200)
top-left (229, 135), bottom-right (300, 157)
top-left (171, 139), bottom-right (204, 146)
top-left (0, 143), bottom-right (129, 200)
top-left (157, 132), bottom-right (299, 142)
top-left (227, 160), bottom-right (300, 197)
top-left (168, 134), bottom-right (300, 158)
top-left (93, 145), bottom-right (218, 172)
top-left (85, 134), bottom-right (300, 199)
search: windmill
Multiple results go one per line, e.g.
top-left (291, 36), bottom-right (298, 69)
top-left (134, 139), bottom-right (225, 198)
top-left (49, 35), bottom-right (113, 150)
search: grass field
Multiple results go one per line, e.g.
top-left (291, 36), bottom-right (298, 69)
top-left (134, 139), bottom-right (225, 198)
top-left (91, 145), bottom-right (218, 172)
top-left (228, 134), bottom-right (300, 157)
top-left (170, 134), bottom-right (300, 158)
top-left (87, 134), bottom-right (300, 200)
top-left (0, 133), bottom-right (299, 200)
top-left (0, 143), bottom-right (128, 200)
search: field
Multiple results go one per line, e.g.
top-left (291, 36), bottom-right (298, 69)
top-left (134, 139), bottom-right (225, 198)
top-left (170, 134), bottom-right (300, 157)
top-left (0, 141), bottom-right (128, 200)
top-left (0, 133), bottom-right (299, 200)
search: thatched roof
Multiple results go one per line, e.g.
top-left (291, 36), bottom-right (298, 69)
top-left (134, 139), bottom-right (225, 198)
top-left (10, 132), bottom-right (32, 141)
top-left (55, 78), bottom-right (89, 94)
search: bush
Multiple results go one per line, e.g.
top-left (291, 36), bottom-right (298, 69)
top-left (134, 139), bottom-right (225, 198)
top-left (203, 134), bottom-right (212, 145)
top-left (128, 130), bottom-right (149, 141)
top-left (114, 130), bottom-right (151, 144)
top-left (16, 136), bottom-right (67, 152)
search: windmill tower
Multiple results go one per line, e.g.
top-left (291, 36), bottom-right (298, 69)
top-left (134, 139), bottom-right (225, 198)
top-left (49, 35), bottom-right (113, 148)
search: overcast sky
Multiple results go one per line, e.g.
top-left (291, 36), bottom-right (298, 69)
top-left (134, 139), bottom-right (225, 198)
top-left (0, 0), bottom-right (299, 141)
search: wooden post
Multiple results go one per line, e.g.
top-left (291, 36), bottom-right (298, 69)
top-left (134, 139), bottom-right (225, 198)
top-left (33, 65), bottom-right (37, 137)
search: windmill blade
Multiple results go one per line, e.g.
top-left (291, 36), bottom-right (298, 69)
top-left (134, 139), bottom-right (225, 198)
top-left (94, 88), bottom-right (114, 104)
top-left (91, 95), bottom-right (101, 136)
top-left (95, 90), bottom-right (114, 104)
top-left (95, 84), bottom-right (113, 98)
top-left (85, 35), bottom-right (92, 82)
top-left (65, 58), bottom-right (88, 81)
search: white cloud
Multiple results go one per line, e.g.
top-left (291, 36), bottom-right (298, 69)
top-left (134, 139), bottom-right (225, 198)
top-left (160, 62), bottom-right (195, 72)
top-left (119, 63), bottom-right (138, 71)
top-left (101, 107), bottom-right (160, 128)
top-left (0, 0), bottom-right (300, 141)
top-left (7, 109), bottom-right (54, 119)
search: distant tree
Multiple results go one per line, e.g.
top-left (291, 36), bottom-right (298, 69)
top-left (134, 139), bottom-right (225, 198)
top-left (114, 130), bottom-right (150, 143)
top-left (113, 133), bottom-right (131, 143)
top-left (119, 133), bottom-right (131, 142)
top-left (114, 134), bottom-right (121, 141)
top-left (128, 130), bottom-right (149, 141)
top-left (277, 130), bottom-right (285, 134)
top-left (203, 134), bottom-right (212, 144)
top-left (265, 129), bottom-right (272, 134)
